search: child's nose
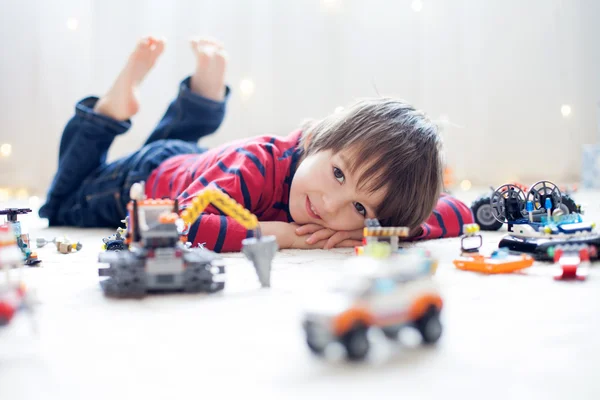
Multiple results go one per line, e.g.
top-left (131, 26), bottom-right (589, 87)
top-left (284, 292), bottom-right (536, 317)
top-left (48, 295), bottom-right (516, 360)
top-left (322, 192), bottom-right (345, 215)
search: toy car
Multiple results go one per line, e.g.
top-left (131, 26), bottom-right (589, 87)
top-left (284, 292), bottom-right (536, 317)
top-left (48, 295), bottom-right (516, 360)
top-left (98, 182), bottom-right (278, 297)
top-left (552, 244), bottom-right (591, 281)
top-left (509, 213), bottom-right (595, 237)
top-left (499, 233), bottom-right (600, 260)
top-left (302, 245), bottom-right (443, 361)
top-left (471, 180), bottom-right (582, 231)
top-left (452, 224), bottom-right (534, 274)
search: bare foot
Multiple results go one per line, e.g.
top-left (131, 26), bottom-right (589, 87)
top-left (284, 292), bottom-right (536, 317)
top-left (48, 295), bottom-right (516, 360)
top-left (189, 37), bottom-right (228, 101)
top-left (94, 37), bottom-right (165, 121)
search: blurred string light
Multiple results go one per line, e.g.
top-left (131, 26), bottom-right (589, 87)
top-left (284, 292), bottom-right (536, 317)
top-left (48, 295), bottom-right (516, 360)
top-left (29, 196), bottom-right (41, 208)
top-left (239, 78), bottom-right (255, 100)
top-left (0, 143), bottom-right (12, 157)
top-left (67, 18), bottom-right (79, 31)
top-left (460, 180), bottom-right (472, 191)
top-left (15, 188), bottom-right (29, 199)
top-left (411, 0), bottom-right (423, 12)
top-left (561, 104), bottom-right (572, 118)
top-left (0, 188), bottom-right (10, 202)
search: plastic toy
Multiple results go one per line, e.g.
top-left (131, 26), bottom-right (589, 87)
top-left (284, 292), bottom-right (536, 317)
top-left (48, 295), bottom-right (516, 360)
top-left (498, 233), bottom-right (600, 261)
top-left (55, 237), bottom-right (83, 254)
top-left (0, 225), bottom-right (32, 326)
top-left (0, 208), bottom-right (41, 266)
top-left (101, 219), bottom-right (128, 251)
top-left (35, 237), bottom-right (56, 248)
top-left (471, 180), bottom-right (582, 231)
top-left (551, 245), bottom-right (590, 281)
top-left (355, 219), bottom-right (437, 274)
top-left (355, 218), bottom-right (410, 255)
top-left (302, 242), bottom-right (443, 362)
top-left (452, 224), bottom-right (534, 274)
top-left (97, 183), bottom-right (226, 297)
top-left (180, 187), bottom-right (278, 288)
top-left (36, 236), bottom-right (83, 254)
top-left (97, 182), bottom-right (277, 297)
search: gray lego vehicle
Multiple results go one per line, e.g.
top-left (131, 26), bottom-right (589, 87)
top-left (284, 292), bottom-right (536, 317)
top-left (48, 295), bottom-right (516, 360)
top-left (98, 217), bottom-right (225, 297)
top-left (97, 182), bottom-right (278, 297)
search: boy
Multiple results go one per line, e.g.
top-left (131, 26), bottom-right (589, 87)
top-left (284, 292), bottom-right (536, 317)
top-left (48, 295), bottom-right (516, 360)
top-left (39, 36), bottom-right (473, 253)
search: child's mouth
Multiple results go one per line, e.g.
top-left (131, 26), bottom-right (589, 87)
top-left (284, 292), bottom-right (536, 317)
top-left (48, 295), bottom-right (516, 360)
top-left (305, 197), bottom-right (321, 220)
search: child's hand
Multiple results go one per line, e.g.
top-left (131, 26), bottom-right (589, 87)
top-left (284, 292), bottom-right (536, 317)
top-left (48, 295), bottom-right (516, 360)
top-left (295, 224), bottom-right (363, 249)
top-left (260, 221), bottom-right (329, 250)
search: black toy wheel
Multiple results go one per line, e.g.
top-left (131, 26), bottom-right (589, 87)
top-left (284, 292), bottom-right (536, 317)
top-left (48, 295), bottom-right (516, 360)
top-left (558, 193), bottom-right (579, 215)
top-left (416, 306), bottom-right (442, 344)
top-left (381, 326), bottom-right (400, 340)
top-left (490, 184), bottom-right (527, 224)
top-left (342, 326), bottom-right (370, 361)
top-left (471, 196), bottom-right (503, 231)
top-left (106, 241), bottom-right (126, 251)
top-left (526, 180), bottom-right (562, 213)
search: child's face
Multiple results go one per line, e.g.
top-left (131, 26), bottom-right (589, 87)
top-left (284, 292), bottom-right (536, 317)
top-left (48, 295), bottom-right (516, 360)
top-left (289, 149), bottom-right (386, 231)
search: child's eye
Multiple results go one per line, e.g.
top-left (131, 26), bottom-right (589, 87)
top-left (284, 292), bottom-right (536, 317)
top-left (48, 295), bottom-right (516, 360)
top-left (333, 167), bottom-right (345, 184)
top-left (354, 202), bottom-right (366, 217)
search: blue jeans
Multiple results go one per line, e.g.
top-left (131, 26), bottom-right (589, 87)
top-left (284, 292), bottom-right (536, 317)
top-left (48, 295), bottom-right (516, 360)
top-left (39, 76), bottom-right (230, 228)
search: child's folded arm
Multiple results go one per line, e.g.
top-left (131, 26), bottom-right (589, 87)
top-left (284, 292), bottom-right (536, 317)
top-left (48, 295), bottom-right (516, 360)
top-left (183, 211), bottom-right (252, 252)
top-left (176, 143), bottom-right (275, 252)
top-left (411, 193), bottom-right (474, 240)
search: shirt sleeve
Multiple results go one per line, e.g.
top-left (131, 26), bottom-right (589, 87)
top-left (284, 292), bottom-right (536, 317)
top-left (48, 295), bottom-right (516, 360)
top-left (412, 193), bottom-right (474, 240)
top-left (176, 144), bottom-right (272, 252)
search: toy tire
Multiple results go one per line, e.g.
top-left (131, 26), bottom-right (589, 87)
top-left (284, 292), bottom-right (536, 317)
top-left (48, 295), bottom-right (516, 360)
top-left (106, 241), bottom-right (126, 251)
top-left (306, 336), bottom-right (326, 356)
top-left (342, 326), bottom-right (370, 361)
top-left (381, 326), bottom-right (400, 340)
top-left (559, 194), bottom-right (579, 215)
top-left (471, 196), bottom-right (503, 231)
top-left (416, 307), bottom-right (442, 344)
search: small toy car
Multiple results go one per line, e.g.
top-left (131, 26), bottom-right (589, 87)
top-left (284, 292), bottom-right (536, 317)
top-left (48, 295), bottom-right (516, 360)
top-left (551, 244), bottom-right (591, 281)
top-left (302, 245), bottom-right (443, 361)
top-left (498, 233), bottom-right (600, 261)
top-left (471, 180), bottom-right (582, 231)
top-left (453, 224), bottom-right (534, 274)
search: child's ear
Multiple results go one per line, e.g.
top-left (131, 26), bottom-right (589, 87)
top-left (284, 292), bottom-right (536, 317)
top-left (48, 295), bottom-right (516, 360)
top-left (303, 131), bottom-right (312, 150)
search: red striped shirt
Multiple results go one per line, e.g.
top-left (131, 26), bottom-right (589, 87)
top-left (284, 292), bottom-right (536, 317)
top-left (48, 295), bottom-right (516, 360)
top-left (146, 130), bottom-right (473, 252)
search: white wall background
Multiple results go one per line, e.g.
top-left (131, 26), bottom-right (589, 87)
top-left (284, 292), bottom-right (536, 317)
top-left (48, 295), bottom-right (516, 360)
top-left (1, 0), bottom-right (599, 197)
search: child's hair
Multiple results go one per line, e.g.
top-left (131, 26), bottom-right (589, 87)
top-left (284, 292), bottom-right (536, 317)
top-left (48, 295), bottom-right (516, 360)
top-left (299, 98), bottom-right (443, 231)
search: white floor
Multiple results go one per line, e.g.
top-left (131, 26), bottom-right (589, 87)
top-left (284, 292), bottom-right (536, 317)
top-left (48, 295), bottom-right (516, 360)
top-left (2, 188), bottom-right (600, 400)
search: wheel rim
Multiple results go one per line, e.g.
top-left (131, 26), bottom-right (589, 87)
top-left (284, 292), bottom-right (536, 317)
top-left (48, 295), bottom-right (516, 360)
top-left (476, 204), bottom-right (497, 226)
top-left (526, 180), bottom-right (562, 212)
top-left (490, 184), bottom-right (527, 223)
